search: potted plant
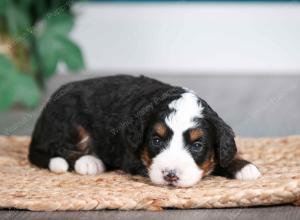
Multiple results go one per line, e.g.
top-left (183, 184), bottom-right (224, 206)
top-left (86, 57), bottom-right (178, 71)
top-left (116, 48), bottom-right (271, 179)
top-left (0, 0), bottom-right (84, 110)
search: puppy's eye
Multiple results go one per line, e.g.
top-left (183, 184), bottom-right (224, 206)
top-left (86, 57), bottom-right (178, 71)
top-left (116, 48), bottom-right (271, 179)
top-left (152, 136), bottom-right (164, 147)
top-left (191, 141), bottom-right (202, 150)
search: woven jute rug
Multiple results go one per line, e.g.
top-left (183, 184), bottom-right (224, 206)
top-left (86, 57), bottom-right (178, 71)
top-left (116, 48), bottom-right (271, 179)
top-left (0, 136), bottom-right (300, 211)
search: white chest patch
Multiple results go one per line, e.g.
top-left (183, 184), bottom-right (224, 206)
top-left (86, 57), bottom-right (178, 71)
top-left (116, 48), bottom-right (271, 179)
top-left (149, 92), bottom-right (205, 187)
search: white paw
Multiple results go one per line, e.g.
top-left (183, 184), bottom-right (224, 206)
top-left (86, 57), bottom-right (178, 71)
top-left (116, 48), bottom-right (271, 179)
top-left (74, 155), bottom-right (105, 175)
top-left (235, 164), bottom-right (261, 180)
top-left (49, 157), bottom-right (69, 173)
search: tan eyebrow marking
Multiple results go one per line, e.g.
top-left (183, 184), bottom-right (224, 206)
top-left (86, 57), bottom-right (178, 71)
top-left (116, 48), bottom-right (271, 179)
top-left (154, 122), bottom-right (167, 137)
top-left (189, 128), bottom-right (204, 142)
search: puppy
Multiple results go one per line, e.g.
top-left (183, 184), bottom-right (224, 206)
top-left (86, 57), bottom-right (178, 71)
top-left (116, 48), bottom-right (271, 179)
top-left (29, 75), bottom-right (261, 187)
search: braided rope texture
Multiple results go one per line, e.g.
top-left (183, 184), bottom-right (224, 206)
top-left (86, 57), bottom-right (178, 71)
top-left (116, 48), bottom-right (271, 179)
top-left (0, 136), bottom-right (299, 211)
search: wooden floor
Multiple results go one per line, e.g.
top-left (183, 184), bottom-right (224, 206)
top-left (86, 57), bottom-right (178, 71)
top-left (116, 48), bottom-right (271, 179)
top-left (1, 74), bottom-right (300, 219)
top-left (1, 206), bottom-right (300, 220)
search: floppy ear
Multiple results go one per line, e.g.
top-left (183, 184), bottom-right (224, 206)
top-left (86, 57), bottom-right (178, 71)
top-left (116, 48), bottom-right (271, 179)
top-left (202, 100), bottom-right (237, 168)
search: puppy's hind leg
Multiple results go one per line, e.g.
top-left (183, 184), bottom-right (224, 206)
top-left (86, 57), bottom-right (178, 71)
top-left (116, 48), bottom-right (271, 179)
top-left (29, 118), bottom-right (96, 174)
top-left (72, 125), bottom-right (106, 175)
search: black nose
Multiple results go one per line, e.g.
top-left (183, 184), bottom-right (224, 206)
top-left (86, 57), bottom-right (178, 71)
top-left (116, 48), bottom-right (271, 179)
top-left (163, 170), bottom-right (179, 183)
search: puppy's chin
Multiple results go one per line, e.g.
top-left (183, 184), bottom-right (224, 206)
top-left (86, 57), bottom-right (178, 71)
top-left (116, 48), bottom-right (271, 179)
top-left (148, 150), bottom-right (204, 187)
top-left (175, 169), bottom-right (203, 187)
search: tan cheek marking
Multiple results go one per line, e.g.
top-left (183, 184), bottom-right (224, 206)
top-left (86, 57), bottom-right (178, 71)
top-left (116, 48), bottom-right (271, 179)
top-left (141, 147), bottom-right (152, 167)
top-left (189, 129), bottom-right (204, 142)
top-left (199, 152), bottom-right (216, 176)
top-left (154, 122), bottom-right (167, 138)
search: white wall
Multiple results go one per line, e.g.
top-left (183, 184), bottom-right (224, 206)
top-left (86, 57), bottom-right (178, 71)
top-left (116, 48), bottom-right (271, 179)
top-left (71, 3), bottom-right (300, 75)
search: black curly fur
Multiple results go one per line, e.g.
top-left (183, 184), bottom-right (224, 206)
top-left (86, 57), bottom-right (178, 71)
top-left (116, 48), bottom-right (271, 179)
top-left (29, 74), bottom-right (246, 178)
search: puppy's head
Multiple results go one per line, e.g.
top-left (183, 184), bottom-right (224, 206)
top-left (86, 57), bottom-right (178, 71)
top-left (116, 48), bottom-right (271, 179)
top-left (140, 92), bottom-right (237, 187)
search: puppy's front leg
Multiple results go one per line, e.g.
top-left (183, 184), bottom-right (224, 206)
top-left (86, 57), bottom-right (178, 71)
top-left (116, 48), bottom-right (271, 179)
top-left (214, 157), bottom-right (261, 180)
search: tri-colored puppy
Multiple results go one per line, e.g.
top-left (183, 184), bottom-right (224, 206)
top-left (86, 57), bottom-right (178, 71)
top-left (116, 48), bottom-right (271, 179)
top-left (29, 75), bottom-right (261, 187)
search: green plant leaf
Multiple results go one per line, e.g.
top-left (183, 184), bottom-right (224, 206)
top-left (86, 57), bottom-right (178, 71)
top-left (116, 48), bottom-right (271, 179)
top-left (0, 53), bottom-right (15, 72)
top-left (0, 0), bottom-right (8, 16)
top-left (19, 0), bottom-right (34, 10)
top-left (36, 12), bottom-right (83, 77)
top-left (58, 36), bottom-right (84, 71)
top-left (37, 34), bottom-right (60, 77)
top-left (0, 55), bottom-right (41, 111)
top-left (5, 1), bottom-right (30, 37)
top-left (34, 0), bottom-right (47, 21)
top-left (37, 35), bottom-right (84, 76)
top-left (0, 85), bottom-right (15, 110)
top-left (13, 73), bottom-right (41, 108)
top-left (46, 12), bottom-right (74, 36)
